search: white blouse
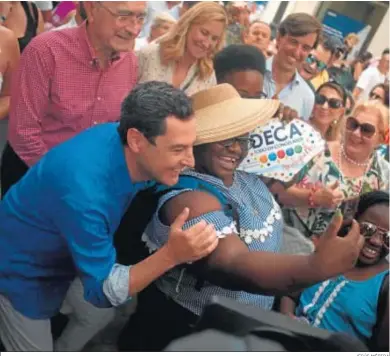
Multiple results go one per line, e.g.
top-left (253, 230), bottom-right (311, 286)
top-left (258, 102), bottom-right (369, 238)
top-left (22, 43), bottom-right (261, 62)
top-left (136, 41), bottom-right (217, 95)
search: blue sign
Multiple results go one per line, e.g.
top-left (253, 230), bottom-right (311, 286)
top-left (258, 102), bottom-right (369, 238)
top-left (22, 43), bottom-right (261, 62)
top-left (322, 10), bottom-right (372, 58)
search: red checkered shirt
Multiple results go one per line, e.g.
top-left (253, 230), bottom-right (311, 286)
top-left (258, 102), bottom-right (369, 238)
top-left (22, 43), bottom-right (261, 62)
top-left (8, 23), bottom-right (138, 167)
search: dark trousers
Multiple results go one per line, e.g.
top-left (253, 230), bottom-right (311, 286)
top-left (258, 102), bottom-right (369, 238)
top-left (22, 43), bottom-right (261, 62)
top-left (0, 143), bottom-right (29, 199)
top-left (117, 284), bottom-right (198, 351)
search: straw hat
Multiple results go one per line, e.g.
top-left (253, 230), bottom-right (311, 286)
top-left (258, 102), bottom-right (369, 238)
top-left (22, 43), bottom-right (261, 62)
top-left (191, 84), bottom-right (280, 146)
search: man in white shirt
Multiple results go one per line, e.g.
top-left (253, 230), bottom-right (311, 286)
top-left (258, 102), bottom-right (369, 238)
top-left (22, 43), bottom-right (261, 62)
top-left (353, 48), bottom-right (389, 101)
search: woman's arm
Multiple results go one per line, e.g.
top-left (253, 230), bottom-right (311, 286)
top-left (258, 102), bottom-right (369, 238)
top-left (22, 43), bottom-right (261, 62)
top-left (278, 181), bottom-right (344, 209)
top-left (161, 191), bottom-right (364, 296)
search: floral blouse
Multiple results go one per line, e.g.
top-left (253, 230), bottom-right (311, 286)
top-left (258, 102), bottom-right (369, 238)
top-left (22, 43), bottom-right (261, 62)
top-left (283, 147), bottom-right (390, 238)
top-left (136, 41), bottom-right (217, 95)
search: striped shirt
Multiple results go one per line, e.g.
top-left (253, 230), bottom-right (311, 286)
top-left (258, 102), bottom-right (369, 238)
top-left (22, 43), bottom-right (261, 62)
top-left (142, 170), bottom-right (283, 316)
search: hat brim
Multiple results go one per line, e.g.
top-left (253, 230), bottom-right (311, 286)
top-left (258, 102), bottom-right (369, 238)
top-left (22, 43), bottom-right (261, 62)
top-left (194, 98), bottom-right (280, 146)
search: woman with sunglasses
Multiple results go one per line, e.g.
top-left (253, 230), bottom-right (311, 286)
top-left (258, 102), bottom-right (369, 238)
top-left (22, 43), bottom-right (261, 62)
top-left (310, 82), bottom-right (346, 142)
top-left (369, 83), bottom-right (389, 107)
top-left (281, 191), bottom-right (389, 351)
top-left (280, 101), bottom-right (389, 240)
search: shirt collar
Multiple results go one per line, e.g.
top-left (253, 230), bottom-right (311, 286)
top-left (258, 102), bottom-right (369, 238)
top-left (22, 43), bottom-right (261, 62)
top-left (77, 22), bottom-right (123, 66)
top-left (266, 55), bottom-right (302, 86)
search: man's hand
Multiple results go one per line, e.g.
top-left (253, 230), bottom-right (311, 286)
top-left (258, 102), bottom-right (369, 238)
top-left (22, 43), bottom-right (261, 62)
top-left (165, 208), bottom-right (218, 266)
top-left (310, 211), bottom-right (364, 279)
top-left (313, 181), bottom-right (344, 209)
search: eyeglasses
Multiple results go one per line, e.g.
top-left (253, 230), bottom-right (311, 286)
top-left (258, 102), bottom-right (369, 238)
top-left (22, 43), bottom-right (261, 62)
top-left (218, 137), bottom-right (255, 151)
top-left (315, 94), bottom-right (343, 109)
top-left (98, 3), bottom-right (147, 25)
top-left (240, 92), bottom-right (268, 99)
top-left (369, 93), bottom-right (384, 101)
top-left (306, 54), bottom-right (327, 71)
top-left (346, 116), bottom-right (376, 138)
top-left (360, 222), bottom-right (389, 249)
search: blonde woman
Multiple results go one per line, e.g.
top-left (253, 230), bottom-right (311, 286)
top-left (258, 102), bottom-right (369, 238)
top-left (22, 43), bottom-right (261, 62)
top-left (280, 101), bottom-right (389, 240)
top-left (137, 2), bottom-right (227, 95)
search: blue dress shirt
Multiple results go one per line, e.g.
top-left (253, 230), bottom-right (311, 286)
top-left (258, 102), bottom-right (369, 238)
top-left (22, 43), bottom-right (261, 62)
top-left (263, 56), bottom-right (315, 121)
top-left (0, 123), bottom-right (153, 319)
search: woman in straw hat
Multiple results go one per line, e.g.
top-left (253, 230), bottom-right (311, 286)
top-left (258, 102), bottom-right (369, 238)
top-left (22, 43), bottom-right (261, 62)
top-left (136, 2), bottom-right (227, 95)
top-left (118, 84), bottom-right (364, 351)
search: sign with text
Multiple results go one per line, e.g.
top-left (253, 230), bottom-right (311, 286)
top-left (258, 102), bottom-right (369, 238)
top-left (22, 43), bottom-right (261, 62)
top-left (239, 119), bottom-right (325, 182)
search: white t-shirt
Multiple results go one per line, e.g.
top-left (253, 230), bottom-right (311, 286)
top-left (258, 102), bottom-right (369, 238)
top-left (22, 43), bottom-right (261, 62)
top-left (355, 66), bottom-right (386, 101)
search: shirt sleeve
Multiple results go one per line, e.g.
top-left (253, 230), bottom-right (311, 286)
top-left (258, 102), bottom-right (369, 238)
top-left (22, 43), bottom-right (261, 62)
top-left (53, 195), bottom-right (119, 308)
top-left (355, 67), bottom-right (372, 91)
top-left (8, 41), bottom-right (53, 167)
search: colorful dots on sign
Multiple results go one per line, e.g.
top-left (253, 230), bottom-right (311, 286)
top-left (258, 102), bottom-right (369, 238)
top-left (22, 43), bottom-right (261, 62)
top-left (277, 150), bottom-right (286, 159)
top-left (286, 148), bottom-right (294, 157)
top-left (294, 145), bottom-right (303, 154)
top-left (268, 152), bottom-right (277, 162)
top-left (259, 155), bottom-right (268, 163)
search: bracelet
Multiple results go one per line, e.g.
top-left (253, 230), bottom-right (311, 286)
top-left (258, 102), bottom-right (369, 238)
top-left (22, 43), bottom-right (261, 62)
top-left (308, 186), bottom-right (318, 208)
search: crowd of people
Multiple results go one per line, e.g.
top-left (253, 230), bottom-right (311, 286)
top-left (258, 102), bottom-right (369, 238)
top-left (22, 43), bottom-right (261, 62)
top-left (0, 1), bottom-right (388, 352)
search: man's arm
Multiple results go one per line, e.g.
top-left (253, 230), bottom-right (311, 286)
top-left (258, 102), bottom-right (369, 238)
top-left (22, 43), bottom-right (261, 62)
top-left (8, 40), bottom-right (53, 166)
top-left (162, 191), bottom-right (364, 296)
top-left (54, 197), bottom-right (218, 308)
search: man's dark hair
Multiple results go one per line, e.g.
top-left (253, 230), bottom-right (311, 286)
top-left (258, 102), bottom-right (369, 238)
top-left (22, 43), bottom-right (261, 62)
top-left (118, 81), bottom-right (193, 145)
top-left (278, 13), bottom-right (322, 48)
top-left (214, 44), bottom-right (266, 83)
top-left (355, 191), bottom-right (389, 221)
top-left (79, 2), bottom-right (87, 21)
top-left (382, 48), bottom-right (389, 56)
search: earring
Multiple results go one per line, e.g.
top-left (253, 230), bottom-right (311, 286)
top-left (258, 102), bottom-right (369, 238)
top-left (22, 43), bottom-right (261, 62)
top-left (333, 120), bottom-right (338, 126)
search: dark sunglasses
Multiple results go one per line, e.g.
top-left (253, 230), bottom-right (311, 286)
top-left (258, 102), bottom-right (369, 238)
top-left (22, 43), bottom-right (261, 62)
top-left (306, 54), bottom-right (327, 71)
top-left (369, 93), bottom-right (383, 101)
top-left (360, 221), bottom-right (389, 249)
top-left (315, 94), bottom-right (343, 109)
top-left (240, 92), bottom-right (268, 99)
top-left (218, 137), bottom-right (255, 151)
top-left (346, 116), bottom-right (376, 138)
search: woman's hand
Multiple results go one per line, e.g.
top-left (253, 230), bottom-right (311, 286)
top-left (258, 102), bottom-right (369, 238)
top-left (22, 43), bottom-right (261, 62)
top-left (313, 181), bottom-right (344, 209)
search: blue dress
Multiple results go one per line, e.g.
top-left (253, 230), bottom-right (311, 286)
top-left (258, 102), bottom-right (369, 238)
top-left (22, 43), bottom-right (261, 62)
top-left (296, 270), bottom-right (389, 343)
top-left (142, 169), bottom-right (284, 316)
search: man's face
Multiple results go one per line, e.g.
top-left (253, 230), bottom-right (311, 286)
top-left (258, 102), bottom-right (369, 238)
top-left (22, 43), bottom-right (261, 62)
top-left (245, 22), bottom-right (271, 54)
top-left (299, 44), bottom-right (332, 81)
top-left (276, 32), bottom-right (317, 72)
top-left (137, 116), bottom-right (196, 186)
top-left (86, 1), bottom-right (147, 53)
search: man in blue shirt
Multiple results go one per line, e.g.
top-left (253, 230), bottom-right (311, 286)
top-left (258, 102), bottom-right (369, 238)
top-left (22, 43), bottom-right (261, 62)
top-left (0, 81), bottom-right (218, 351)
top-left (263, 13), bottom-right (321, 121)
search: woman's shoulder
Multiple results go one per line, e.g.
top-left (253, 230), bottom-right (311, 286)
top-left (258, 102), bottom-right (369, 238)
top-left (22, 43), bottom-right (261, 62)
top-left (137, 40), bottom-right (160, 56)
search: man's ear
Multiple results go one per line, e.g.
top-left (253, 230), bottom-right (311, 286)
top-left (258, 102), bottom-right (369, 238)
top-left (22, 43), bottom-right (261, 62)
top-left (126, 128), bottom-right (147, 153)
top-left (83, 1), bottom-right (97, 24)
